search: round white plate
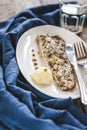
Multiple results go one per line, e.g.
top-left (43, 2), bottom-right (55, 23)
top-left (16, 25), bottom-right (81, 99)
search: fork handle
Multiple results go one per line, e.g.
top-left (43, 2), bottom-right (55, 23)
top-left (74, 66), bottom-right (87, 105)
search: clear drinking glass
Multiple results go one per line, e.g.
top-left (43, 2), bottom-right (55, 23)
top-left (59, 0), bottom-right (87, 34)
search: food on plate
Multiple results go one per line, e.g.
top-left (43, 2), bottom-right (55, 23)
top-left (31, 49), bottom-right (38, 70)
top-left (37, 35), bottom-right (76, 91)
top-left (30, 67), bottom-right (53, 86)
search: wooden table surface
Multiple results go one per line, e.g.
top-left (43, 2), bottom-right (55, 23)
top-left (0, 0), bottom-right (87, 114)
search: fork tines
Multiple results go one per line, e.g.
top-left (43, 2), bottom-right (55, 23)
top-left (74, 41), bottom-right (87, 60)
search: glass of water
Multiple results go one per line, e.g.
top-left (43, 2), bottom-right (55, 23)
top-left (59, 0), bottom-right (87, 34)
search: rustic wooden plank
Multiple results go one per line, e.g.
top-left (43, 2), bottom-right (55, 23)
top-left (0, 0), bottom-right (58, 21)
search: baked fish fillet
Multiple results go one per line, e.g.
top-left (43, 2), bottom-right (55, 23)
top-left (37, 35), bottom-right (76, 91)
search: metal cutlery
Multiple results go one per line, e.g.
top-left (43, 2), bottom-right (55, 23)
top-left (74, 41), bottom-right (87, 66)
top-left (66, 44), bottom-right (87, 105)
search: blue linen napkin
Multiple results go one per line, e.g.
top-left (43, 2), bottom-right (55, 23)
top-left (0, 3), bottom-right (87, 130)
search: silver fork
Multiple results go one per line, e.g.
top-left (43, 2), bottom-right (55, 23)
top-left (73, 41), bottom-right (87, 105)
top-left (74, 41), bottom-right (87, 66)
top-left (66, 44), bottom-right (87, 105)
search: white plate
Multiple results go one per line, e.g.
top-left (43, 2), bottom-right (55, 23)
top-left (16, 25), bottom-right (81, 99)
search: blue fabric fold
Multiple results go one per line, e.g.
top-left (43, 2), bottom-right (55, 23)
top-left (0, 3), bottom-right (87, 130)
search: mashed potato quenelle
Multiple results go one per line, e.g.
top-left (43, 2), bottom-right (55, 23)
top-left (30, 67), bottom-right (53, 86)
